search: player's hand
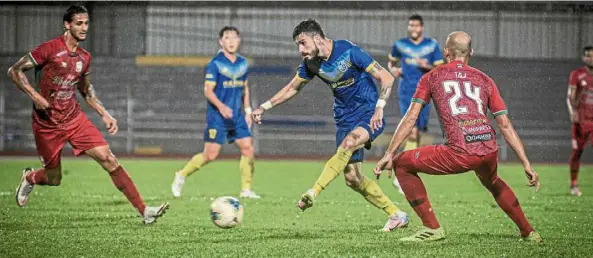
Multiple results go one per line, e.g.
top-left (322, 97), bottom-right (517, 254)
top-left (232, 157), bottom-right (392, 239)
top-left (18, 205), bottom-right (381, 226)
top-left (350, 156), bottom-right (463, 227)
top-left (370, 107), bottom-right (384, 133)
top-left (417, 58), bottom-right (432, 70)
top-left (524, 167), bottom-right (540, 192)
top-left (252, 107), bottom-right (265, 125)
top-left (102, 113), bottom-right (118, 135)
top-left (219, 105), bottom-right (233, 119)
top-left (32, 94), bottom-right (50, 110)
top-left (374, 153), bottom-right (394, 180)
top-left (570, 112), bottom-right (579, 123)
top-left (390, 67), bottom-right (402, 78)
top-left (245, 115), bottom-right (253, 129)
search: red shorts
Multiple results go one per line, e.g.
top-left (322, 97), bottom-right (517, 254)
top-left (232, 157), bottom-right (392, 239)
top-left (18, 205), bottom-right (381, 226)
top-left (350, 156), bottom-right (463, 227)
top-left (393, 145), bottom-right (499, 177)
top-left (33, 112), bottom-right (108, 169)
top-left (571, 123), bottom-right (593, 150)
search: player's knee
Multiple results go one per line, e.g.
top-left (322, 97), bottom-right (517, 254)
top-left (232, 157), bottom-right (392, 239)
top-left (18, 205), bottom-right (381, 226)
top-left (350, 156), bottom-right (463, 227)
top-left (46, 172), bottom-right (62, 186)
top-left (240, 145), bottom-right (254, 157)
top-left (204, 151), bottom-right (220, 162)
top-left (97, 152), bottom-right (118, 172)
top-left (345, 176), bottom-right (362, 189)
top-left (340, 135), bottom-right (359, 151)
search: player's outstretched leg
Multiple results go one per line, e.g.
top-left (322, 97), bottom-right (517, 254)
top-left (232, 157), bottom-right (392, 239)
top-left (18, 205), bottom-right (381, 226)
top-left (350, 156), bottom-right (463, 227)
top-left (395, 165), bottom-right (445, 242)
top-left (297, 128), bottom-right (367, 211)
top-left (235, 137), bottom-right (260, 199)
top-left (86, 146), bottom-right (169, 224)
top-left (475, 162), bottom-right (541, 242)
top-left (172, 143), bottom-right (220, 198)
top-left (344, 163), bottom-right (408, 232)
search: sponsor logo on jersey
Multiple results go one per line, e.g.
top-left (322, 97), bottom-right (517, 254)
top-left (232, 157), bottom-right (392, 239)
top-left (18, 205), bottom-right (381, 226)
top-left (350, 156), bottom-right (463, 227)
top-left (457, 118), bottom-right (488, 127)
top-left (464, 132), bottom-right (493, 144)
top-left (222, 80), bottom-right (245, 88)
top-left (76, 61), bottom-right (83, 72)
top-left (329, 77), bottom-right (355, 89)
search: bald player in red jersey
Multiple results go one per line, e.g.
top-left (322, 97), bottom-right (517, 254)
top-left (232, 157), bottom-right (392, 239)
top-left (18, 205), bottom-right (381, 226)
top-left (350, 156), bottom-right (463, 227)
top-left (8, 5), bottom-right (168, 224)
top-left (374, 31), bottom-right (542, 242)
top-left (567, 46), bottom-right (593, 197)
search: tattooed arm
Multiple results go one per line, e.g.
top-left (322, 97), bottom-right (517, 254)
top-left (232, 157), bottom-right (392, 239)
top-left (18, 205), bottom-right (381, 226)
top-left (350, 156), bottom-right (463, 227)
top-left (367, 61), bottom-right (395, 132)
top-left (7, 56), bottom-right (50, 110)
top-left (78, 75), bottom-right (118, 135)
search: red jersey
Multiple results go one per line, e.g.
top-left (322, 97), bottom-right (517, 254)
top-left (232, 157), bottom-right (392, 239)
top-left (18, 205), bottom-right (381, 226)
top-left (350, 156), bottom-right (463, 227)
top-left (412, 60), bottom-right (507, 156)
top-left (569, 67), bottom-right (593, 125)
top-left (27, 35), bottom-right (92, 127)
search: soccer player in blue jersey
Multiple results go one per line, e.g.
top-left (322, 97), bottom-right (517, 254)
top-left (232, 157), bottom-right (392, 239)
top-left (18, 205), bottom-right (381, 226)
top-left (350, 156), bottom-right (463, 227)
top-left (252, 19), bottom-right (409, 231)
top-left (387, 14), bottom-right (444, 193)
top-left (171, 26), bottom-right (260, 199)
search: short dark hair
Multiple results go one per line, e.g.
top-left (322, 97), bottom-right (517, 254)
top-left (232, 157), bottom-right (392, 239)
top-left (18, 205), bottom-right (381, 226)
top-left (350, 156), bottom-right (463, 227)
top-left (584, 46), bottom-right (593, 55)
top-left (63, 5), bottom-right (88, 23)
top-left (408, 14), bottom-right (424, 26)
top-left (219, 26), bottom-right (240, 38)
top-left (292, 19), bottom-right (325, 40)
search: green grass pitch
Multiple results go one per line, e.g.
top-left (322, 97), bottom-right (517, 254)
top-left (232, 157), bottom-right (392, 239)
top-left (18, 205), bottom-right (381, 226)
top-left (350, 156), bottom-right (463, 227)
top-left (1, 158), bottom-right (592, 257)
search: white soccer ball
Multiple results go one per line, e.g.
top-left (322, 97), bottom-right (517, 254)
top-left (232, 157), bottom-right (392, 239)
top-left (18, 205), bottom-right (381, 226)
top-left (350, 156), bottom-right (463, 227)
top-left (210, 196), bottom-right (244, 228)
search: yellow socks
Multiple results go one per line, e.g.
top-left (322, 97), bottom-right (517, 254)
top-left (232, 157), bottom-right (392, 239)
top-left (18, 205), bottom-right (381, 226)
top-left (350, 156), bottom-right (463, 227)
top-left (404, 140), bottom-right (418, 151)
top-left (353, 176), bottom-right (401, 216)
top-left (180, 153), bottom-right (205, 177)
top-left (240, 155), bottom-right (255, 190)
top-left (312, 147), bottom-right (353, 196)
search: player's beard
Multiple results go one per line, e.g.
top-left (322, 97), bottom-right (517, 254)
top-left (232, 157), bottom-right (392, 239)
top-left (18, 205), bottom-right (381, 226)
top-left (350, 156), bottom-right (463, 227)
top-left (71, 29), bottom-right (86, 42)
top-left (409, 31), bottom-right (421, 40)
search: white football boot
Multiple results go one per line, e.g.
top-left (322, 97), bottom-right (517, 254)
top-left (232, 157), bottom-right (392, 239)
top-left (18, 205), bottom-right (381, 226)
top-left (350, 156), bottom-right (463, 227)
top-left (171, 171), bottom-right (185, 198)
top-left (240, 189), bottom-right (261, 199)
top-left (143, 203), bottom-right (170, 225)
top-left (382, 211), bottom-right (409, 232)
top-left (15, 168), bottom-right (34, 207)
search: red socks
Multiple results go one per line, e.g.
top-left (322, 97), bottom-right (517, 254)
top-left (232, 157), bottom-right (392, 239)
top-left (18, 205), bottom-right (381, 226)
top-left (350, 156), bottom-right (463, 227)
top-left (26, 168), bottom-right (49, 185)
top-left (488, 178), bottom-right (534, 237)
top-left (395, 168), bottom-right (441, 229)
top-left (109, 166), bottom-right (146, 215)
top-left (569, 148), bottom-right (582, 187)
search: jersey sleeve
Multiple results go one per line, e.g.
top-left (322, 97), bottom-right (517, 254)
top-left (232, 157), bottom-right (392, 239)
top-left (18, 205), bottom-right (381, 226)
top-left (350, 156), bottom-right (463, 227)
top-left (568, 71), bottom-right (579, 89)
top-left (411, 75), bottom-right (431, 106)
top-left (388, 42), bottom-right (402, 62)
top-left (295, 60), bottom-right (314, 82)
top-left (350, 45), bottom-right (378, 73)
top-left (487, 79), bottom-right (508, 117)
top-left (204, 61), bottom-right (218, 87)
top-left (27, 41), bottom-right (54, 67)
top-left (431, 41), bottom-right (445, 66)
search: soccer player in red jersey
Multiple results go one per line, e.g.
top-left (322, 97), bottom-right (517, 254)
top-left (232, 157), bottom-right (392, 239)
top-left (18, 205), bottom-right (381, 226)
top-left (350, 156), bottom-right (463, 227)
top-left (8, 5), bottom-right (168, 224)
top-left (374, 31), bottom-right (542, 242)
top-left (567, 46), bottom-right (593, 197)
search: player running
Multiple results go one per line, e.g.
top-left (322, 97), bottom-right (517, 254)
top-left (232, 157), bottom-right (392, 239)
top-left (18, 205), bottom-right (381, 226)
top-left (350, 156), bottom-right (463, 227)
top-left (9, 5), bottom-right (168, 224)
top-left (387, 14), bottom-right (444, 194)
top-left (375, 31), bottom-right (542, 242)
top-left (566, 46), bottom-right (593, 197)
top-left (171, 26), bottom-right (260, 199)
top-left (252, 19), bottom-right (409, 232)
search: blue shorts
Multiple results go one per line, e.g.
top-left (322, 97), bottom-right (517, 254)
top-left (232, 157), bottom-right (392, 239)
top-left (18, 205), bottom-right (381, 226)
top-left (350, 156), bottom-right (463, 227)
top-left (203, 118), bottom-right (251, 145)
top-left (399, 95), bottom-right (430, 132)
top-left (336, 115), bottom-right (385, 163)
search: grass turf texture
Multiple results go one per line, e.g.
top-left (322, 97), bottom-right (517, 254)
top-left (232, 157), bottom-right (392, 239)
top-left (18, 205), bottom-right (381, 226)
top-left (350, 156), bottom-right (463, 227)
top-left (0, 158), bottom-right (591, 257)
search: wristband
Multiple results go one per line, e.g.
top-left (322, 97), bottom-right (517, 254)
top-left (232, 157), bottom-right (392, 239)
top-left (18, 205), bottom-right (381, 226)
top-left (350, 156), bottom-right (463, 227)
top-left (260, 101), bottom-right (273, 110)
top-left (244, 107), bottom-right (252, 115)
top-left (376, 99), bottom-right (386, 108)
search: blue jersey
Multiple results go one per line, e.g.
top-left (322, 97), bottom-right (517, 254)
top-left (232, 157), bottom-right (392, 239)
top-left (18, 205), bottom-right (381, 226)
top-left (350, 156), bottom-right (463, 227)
top-left (296, 40), bottom-right (379, 128)
top-left (389, 37), bottom-right (444, 97)
top-left (204, 51), bottom-right (249, 129)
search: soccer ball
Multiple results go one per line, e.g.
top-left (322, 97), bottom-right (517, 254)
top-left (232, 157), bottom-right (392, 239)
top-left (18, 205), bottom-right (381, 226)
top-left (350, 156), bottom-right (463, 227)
top-left (210, 196), bottom-right (244, 228)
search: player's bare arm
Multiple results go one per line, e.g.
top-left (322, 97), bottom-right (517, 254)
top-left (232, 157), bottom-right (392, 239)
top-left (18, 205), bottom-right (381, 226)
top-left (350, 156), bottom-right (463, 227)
top-left (204, 82), bottom-right (233, 119)
top-left (243, 80), bottom-right (253, 127)
top-left (8, 56), bottom-right (50, 110)
top-left (567, 85), bottom-right (578, 123)
top-left (367, 62), bottom-right (395, 132)
top-left (251, 76), bottom-right (308, 124)
top-left (495, 114), bottom-right (540, 192)
top-left (78, 74), bottom-right (118, 135)
top-left (373, 102), bottom-right (422, 178)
